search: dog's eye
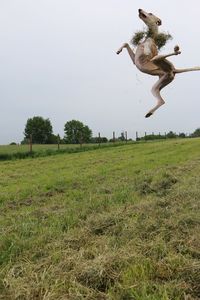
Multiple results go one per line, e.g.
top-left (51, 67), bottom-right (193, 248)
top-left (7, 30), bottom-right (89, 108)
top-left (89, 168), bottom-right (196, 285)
top-left (149, 13), bottom-right (153, 15)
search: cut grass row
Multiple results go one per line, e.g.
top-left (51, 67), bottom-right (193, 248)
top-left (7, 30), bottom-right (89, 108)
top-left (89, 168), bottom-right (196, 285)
top-left (0, 138), bottom-right (200, 299)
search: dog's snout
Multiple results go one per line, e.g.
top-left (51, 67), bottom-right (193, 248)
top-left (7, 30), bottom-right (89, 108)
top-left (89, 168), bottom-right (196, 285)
top-left (157, 19), bottom-right (162, 26)
top-left (138, 8), bottom-right (142, 13)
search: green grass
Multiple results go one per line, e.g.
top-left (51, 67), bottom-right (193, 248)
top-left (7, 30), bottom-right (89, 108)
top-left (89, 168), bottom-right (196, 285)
top-left (0, 144), bottom-right (93, 154)
top-left (0, 138), bottom-right (200, 299)
top-left (0, 142), bottom-right (128, 160)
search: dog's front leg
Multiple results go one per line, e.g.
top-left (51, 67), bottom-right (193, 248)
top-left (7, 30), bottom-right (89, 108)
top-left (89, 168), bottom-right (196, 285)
top-left (116, 43), bottom-right (135, 65)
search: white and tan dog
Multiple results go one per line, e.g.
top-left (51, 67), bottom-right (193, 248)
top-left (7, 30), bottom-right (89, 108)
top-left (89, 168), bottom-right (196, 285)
top-left (117, 9), bottom-right (200, 117)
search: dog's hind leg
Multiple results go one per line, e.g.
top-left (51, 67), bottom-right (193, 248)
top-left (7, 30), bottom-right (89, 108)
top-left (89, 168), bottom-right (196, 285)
top-left (145, 72), bottom-right (175, 118)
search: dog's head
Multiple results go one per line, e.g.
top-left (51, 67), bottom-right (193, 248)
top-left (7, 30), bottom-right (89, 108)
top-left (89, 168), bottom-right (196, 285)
top-left (138, 9), bottom-right (162, 27)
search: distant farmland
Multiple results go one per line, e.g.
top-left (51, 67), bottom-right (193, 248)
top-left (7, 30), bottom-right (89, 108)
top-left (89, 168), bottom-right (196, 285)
top-left (0, 138), bottom-right (200, 299)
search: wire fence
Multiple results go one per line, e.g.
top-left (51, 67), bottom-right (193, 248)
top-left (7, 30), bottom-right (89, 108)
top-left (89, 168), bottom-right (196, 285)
top-left (1, 130), bottom-right (194, 160)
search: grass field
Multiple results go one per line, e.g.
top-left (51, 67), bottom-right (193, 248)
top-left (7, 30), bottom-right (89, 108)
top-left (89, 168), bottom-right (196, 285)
top-left (0, 143), bottom-right (127, 161)
top-left (0, 144), bottom-right (80, 154)
top-left (0, 143), bottom-right (94, 156)
top-left (0, 138), bottom-right (200, 299)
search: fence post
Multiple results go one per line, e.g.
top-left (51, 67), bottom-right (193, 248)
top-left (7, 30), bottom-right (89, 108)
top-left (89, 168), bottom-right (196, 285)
top-left (80, 133), bottom-right (83, 148)
top-left (113, 131), bottom-right (115, 143)
top-left (98, 132), bottom-right (101, 147)
top-left (125, 131), bottom-right (128, 143)
top-left (29, 134), bottom-right (32, 153)
top-left (57, 134), bottom-right (60, 150)
top-left (136, 131), bottom-right (138, 141)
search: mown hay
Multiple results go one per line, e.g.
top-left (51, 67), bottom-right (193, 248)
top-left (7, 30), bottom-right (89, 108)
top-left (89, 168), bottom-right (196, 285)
top-left (131, 29), bottom-right (172, 50)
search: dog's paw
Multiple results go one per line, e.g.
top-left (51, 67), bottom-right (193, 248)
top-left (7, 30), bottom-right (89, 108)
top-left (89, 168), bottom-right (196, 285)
top-left (116, 49), bottom-right (122, 55)
top-left (174, 45), bottom-right (181, 54)
top-left (145, 112), bottom-right (153, 118)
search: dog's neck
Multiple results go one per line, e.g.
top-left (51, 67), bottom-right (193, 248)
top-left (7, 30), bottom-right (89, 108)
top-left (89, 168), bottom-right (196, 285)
top-left (146, 25), bottom-right (159, 39)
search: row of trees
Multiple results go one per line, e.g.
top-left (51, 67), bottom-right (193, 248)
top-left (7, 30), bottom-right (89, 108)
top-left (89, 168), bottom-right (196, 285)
top-left (21, 117), bottom-right (93, 144)
top-left (21, 116), bottom-right (200, 144)
top-left (138, 129), bottom-right (200, 141)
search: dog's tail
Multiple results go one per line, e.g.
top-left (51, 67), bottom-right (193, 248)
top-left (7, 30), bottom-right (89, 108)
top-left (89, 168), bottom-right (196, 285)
top-left (175, 66), bottom-right (200, 74)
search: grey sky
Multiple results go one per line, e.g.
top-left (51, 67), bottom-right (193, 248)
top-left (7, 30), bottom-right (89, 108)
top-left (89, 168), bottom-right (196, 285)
top-left (1, 0), bottom-right (200, 144)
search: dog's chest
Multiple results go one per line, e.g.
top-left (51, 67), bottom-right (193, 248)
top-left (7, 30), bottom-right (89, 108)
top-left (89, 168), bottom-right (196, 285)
top-left (143, 40), bottom-right (152, 55)
top-left (136, 38), bottom-right (157, 58)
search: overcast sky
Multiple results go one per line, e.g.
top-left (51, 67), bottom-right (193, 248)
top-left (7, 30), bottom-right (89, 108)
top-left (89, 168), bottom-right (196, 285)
top-left (1, 0), bottom-right (200, 144)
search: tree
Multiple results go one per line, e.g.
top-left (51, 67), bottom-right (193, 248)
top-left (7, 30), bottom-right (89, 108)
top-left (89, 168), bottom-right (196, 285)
top-left (178, 132), bottom-right (186, 138)
top-left (141, 134), bottom-right (165, 141)
top-left (118, 132), bottom-right (126, 141)
top-left (24, 116), bottom-right (53, 144)
top-left (192, 128), bottom-right (200, 137)
top-left (91, 136), bottom-right (108, 144)
top-left (47, 134), bottom-right (60, 144)
top-left (64, 120), bottom-right (92, 144)
top-left (166, 131), bottom-right (177, 138)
